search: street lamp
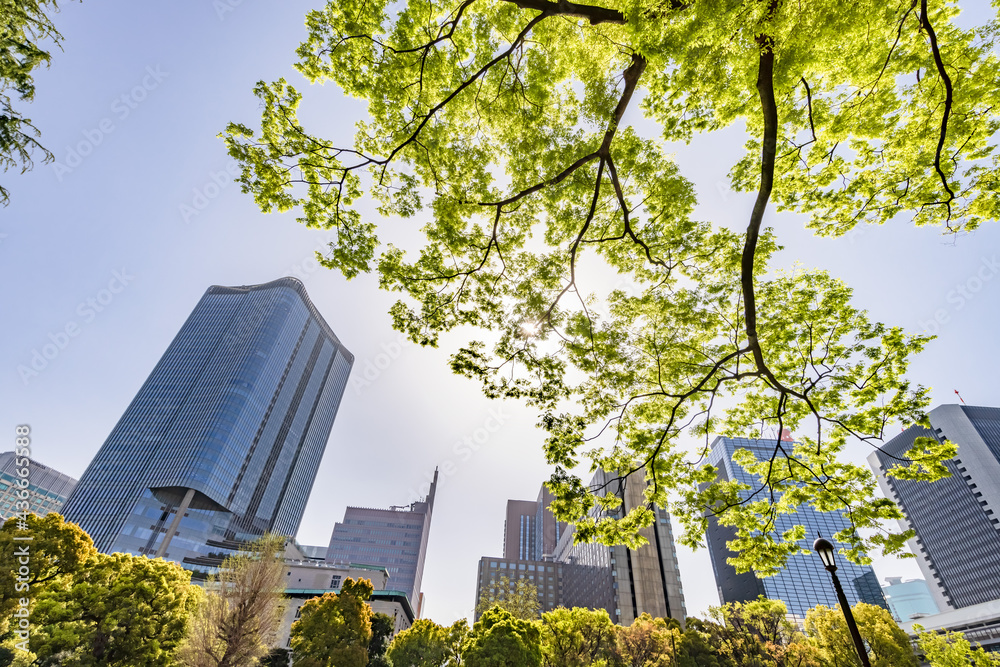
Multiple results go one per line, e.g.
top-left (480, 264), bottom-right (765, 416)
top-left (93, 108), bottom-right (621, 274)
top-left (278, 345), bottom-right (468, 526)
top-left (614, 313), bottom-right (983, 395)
top-left (813, 537), bottom-right (872, 667)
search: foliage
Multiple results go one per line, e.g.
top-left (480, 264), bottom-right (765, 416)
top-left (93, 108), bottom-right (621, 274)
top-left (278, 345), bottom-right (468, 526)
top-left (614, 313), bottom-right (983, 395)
top-left (388, 618), bottom-right (468, 667)
top-left (0, 637), bottom-right (36, 667)
top-left (463, 606), bottom-right (542, 667)
top-left (805, 603), bottom-right (918, 667)
top-left (261, 648), bottom-right (292, 667)
top-left (224, 0), bottom-right (1000, 570)
top-left (290, 577), bottom-right (374, 667)
top-left (611, 613), bottom-right (680, 667)
top-left (178, 534), bottom-right (287, 667)
top-left (673, 618), bottom-right (733, 667)
top-left (0, 0), bottom-right (74, 204)
top-left (915, 626), bottom-right (1000, 667)
top-left (0, 512), bottom-right (97, 621)
top-left (476, 575), bottom-right (542, 620)
top-left (28, 551), bottom-right (201, 666)
top-left (708, 597), bottom-right (821, 667)
top-left (540, 606), bottom-right (616, 667)
top-left (369, 612), bottom-right (396, 667)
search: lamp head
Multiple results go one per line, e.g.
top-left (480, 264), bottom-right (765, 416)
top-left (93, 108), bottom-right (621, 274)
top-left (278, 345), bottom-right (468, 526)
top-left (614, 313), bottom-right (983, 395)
top-left (813, 536), bottom-right (837, 570)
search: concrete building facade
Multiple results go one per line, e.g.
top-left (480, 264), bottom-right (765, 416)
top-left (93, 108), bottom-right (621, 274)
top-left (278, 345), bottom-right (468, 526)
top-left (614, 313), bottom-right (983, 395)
top-left (503, 486), bottom-right (566, 561)
top-left (277, 542), bottom-right (413, 650)
top-left (868, 404), bottom-right (1000, 611)
top-left (476, 472), bottom-right (686, 624)
top-left (326, 470), bottom-right (437, 616)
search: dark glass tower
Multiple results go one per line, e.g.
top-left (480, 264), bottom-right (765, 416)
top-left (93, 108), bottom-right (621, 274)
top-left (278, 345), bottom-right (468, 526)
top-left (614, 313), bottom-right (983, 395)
top-left (703, 436), bottom-right (888, 619)
top-left (868, 404), bottom-right (1000, 610)
top-left (62, 278), bottom-right (353, 574)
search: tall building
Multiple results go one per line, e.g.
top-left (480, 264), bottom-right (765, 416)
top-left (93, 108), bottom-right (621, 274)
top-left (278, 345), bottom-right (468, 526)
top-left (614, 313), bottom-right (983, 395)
top-left (868, 404), bottom-right (1000, 611)
top-left (326, 470), bottom-right (437, 616)
top-left (0, 452), bottom-right (77, 522)
top-left (503, 485), bottom-right (566, 561)
top-left (476, 473), bottom-right (686, 625)
top-left (62, 278), bottom-right (353, 574)
top-left (882, 577), bottom-right (939, 622)
top-left (703, 436), bottom-right (888, 619)
top-left (277, 541), bottom-right (415, 650)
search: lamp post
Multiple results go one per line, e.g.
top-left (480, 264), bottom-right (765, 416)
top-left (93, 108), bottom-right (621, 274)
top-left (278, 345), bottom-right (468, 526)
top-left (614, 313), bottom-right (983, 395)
top-left (813, 537), bottom-right (872, 667)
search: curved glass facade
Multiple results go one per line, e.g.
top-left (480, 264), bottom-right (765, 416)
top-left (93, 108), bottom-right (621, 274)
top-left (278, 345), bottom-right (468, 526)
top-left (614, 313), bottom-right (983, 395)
top-left (62, 278), bottom-right (353, 574)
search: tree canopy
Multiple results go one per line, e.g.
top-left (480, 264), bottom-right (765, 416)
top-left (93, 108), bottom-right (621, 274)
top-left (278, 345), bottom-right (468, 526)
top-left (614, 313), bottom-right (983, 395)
top-left (706, 597), bottom-right (820, 667)
top-left (0, 0), bottom-right (74, 205)
top-left (463, 606), bottom-right (543, 667)
top-left (369, 612), bottom-right (397, 667)
top-left (29, 551), bottom-right (201, 666)
top-left (225, 0), bottom-right (1000, 570)
top-left (476, 575), bottom-right (542, 620)
top-left (805, 603), bottom-right (918, 667)
top-left (540, 606), bottom-right (617, 667)
top-left (612, 612), bottom-right (679, 667)
top-left (0, 512), bottom-right (96, 621)
top-left (915, 626), bottom-right (1000, 667)
top-left (290, 577), bottom-right (375, 667)
top-left (388, 618), bottom-right (468, 667)
top-left (177, 534), bottom-right (286, 667)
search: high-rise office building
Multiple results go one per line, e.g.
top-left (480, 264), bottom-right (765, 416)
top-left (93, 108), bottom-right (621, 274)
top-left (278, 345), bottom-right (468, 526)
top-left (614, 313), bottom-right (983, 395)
top-left (703, 436), bottom-right (888, 619)
top-left (882, 577), bottom-right (939, 622)
top-left (326, 470), bottom-right (437, 616)
top-left (868, 404), bottom-right (1000, 611)
top-left (62, 278), bottom-right (353, 573)
top-left (0, 452), bottom-right (77, 522)
top-left (476, 473), bottom-right (686, 624)
top-left (503, 485), bottom-right (566, 562)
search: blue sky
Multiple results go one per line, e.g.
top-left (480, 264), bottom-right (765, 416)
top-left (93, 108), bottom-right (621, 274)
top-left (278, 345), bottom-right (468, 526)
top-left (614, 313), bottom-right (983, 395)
top-left (2, 0), bottom-right (998, 625)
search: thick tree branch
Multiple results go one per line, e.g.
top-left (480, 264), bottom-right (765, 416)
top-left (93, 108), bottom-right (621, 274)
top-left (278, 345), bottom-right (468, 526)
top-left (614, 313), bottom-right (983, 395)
top-left (503, 0), bottom-right (626, 24)
top-left (919, 0), bottom-right (956, 220)
top-left (742, 39), bottom-right (799, 398)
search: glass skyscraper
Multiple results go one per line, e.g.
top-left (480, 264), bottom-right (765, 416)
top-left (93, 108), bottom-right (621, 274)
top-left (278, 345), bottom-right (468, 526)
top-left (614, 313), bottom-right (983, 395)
top-left (0, 452), bottom-right (77, 522)
top-left (62, 278), bottom-right (353, 575)
top-left (868, 404), bottom-right (1000, 610)
top-left (703, 436), bottom-right (888, 620)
